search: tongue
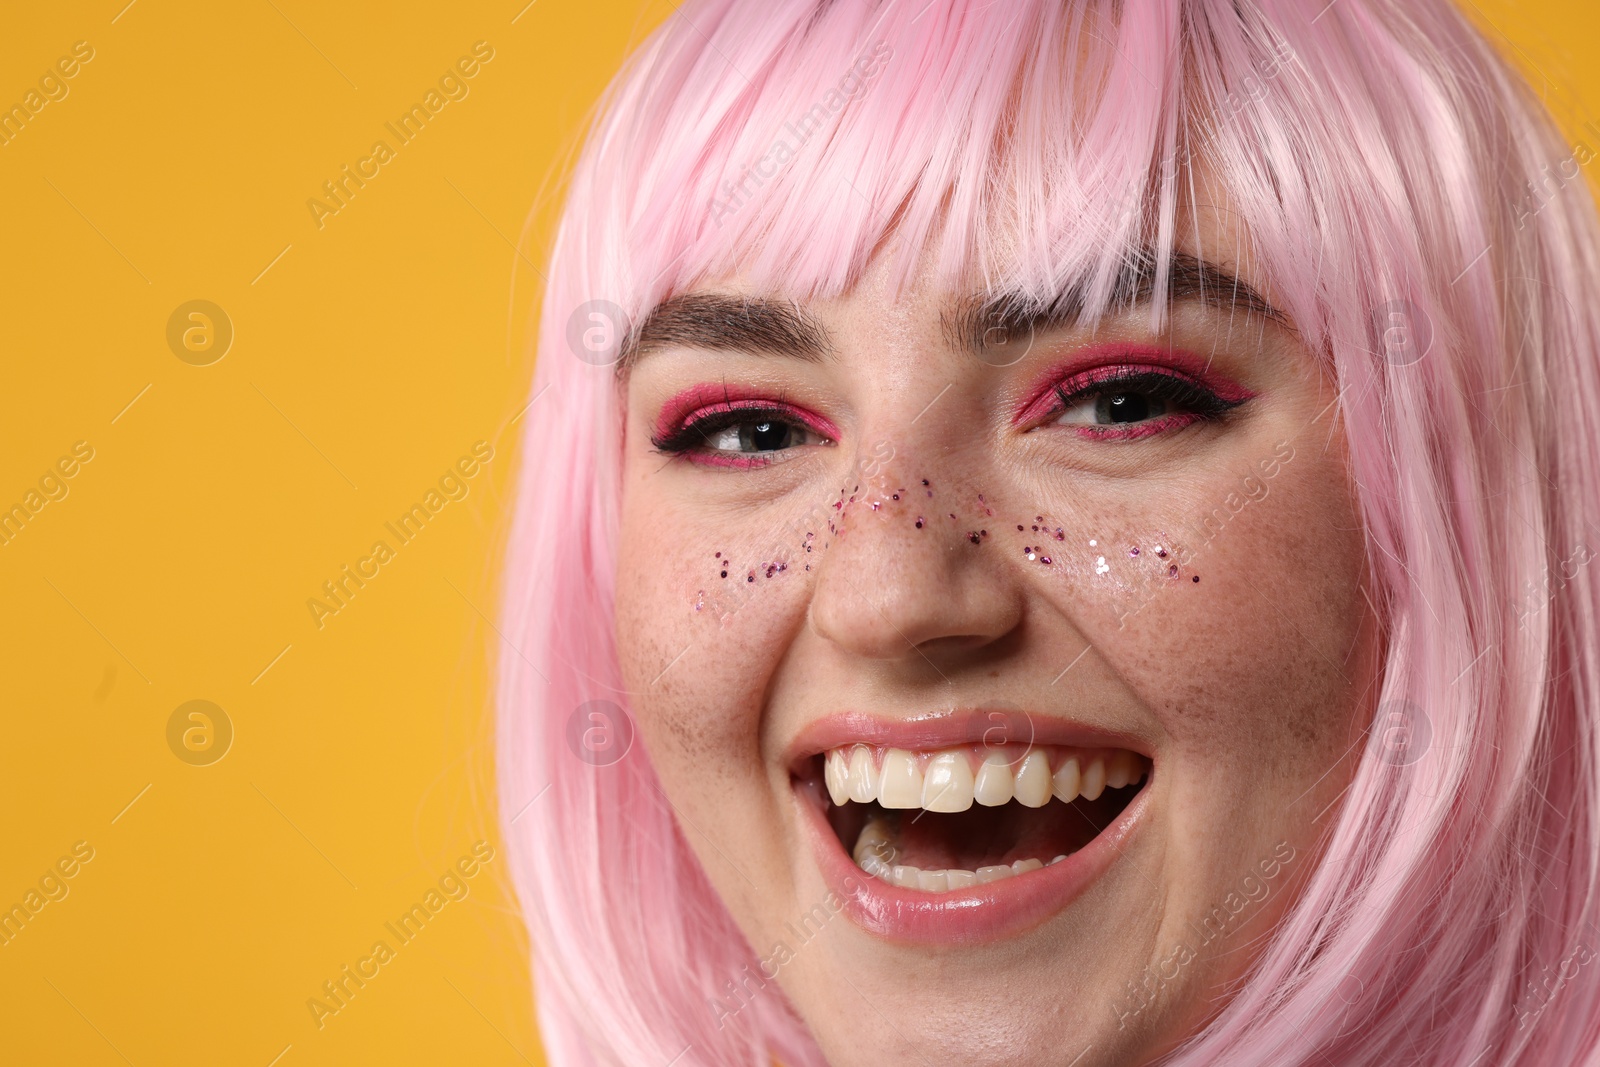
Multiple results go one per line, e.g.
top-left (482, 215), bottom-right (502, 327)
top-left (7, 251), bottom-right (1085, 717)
top-left (866, 800), bottom-right (1108, 871)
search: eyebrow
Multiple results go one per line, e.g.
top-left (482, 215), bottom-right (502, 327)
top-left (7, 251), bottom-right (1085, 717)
top-left (617, 251), bottom-right (1288, 376)
top-left (948, 250), bottom-right (1291, 356)
top-left (617, 294), bottom-right (830, 378)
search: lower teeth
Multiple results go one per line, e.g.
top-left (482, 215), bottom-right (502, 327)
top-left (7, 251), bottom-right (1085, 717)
top-left (852, 813), bottom-right (1067, 892)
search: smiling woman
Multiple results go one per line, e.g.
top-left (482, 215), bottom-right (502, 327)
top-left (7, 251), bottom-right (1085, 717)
top-left (496, 2), bottom-right (1600, 1065)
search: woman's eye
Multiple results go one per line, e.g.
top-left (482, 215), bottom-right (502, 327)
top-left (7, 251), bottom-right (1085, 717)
top-left (1054, 389), bottom-right (1172, 427)
top-left (649, 404), bottom-right (834, 466)
top-left (702, 418), bottom-right (824, 453)
top-left (1045, 369), bottom-right (1246, 437)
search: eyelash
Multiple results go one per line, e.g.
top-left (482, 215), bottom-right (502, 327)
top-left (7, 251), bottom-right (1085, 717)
top-left (1043, 367), bottom-right (1248, 440)
top-left (649, 366), bottom-right (1247, 466)
top-left (650, 400), bottom-right (833, 468)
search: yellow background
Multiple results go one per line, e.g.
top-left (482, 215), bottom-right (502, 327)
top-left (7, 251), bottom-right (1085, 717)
top-left (0, 2), bottom-right (1593, 1064)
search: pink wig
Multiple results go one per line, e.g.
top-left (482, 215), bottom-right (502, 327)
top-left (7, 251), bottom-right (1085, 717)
top-left (496, 1), bottom-right (1600, 1063)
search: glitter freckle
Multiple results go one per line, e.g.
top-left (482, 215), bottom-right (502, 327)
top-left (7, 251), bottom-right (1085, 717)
top-left (720, 570), bottom-right (728, 578)
top-left (915, 518), bottom-right (924, 528)
top-left (1130, 547), bottom-right (1140, 557)
top-left (1193, 575), bottom-right (1201, 583)
top-left (968, 532), bottom-right (981, 544)
top-left (1041, 556), bottom-right (1052, 565)
top-left (1168, 564), bottom-right (1179, 577)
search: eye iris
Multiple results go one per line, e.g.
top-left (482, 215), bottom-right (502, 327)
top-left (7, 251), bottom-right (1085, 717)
top-left (744, 420), bottom-right (791, 451)
top-left (1097, 392), bottom-right (1165, 424)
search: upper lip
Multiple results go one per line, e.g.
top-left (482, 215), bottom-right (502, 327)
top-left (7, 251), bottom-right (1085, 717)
top-left (784, 707), bottom-right (1154, 777)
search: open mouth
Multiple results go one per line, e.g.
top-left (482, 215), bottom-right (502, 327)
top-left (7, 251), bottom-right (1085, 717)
top-left (813, 744), bottom-right (1150, 893)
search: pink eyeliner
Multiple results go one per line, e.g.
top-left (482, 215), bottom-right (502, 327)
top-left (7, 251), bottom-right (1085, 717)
top-left (652, 383), bottom-right (840, 443)
top-left (1011, 343), bottom-right (1257, 427)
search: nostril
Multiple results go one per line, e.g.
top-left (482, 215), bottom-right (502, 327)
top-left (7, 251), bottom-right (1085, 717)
top-left (804, 476), bottom-right (1026, 658)
top-left (807, 567), bottom-right (1024, 663)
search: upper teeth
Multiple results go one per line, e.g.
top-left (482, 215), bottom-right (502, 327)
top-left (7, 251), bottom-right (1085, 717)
top-left (824, 744), bottom-right (1144, 810)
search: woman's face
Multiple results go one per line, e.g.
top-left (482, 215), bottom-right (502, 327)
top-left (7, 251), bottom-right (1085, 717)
top-left (614, 198), bottom-right (1378, 1065)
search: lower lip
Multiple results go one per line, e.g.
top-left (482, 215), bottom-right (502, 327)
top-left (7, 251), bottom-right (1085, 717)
top-left (797, 777), bottom-right (1151, 946)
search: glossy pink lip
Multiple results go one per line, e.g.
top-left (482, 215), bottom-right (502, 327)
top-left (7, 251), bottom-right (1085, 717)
top-left (786, 708), bottom-right (1154, 945)
top-left (1010, 342), bottom-right (1256, 426)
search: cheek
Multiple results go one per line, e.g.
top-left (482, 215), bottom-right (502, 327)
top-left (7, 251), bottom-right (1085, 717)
top-left (613, 485), bottom-right (818, 927)
top-left (1020, 448), bottom-right (1368, 775)
top-left (1108, 452), bottom-right (1368, 771)
top-left (614, 492), bottom-right (813, 771)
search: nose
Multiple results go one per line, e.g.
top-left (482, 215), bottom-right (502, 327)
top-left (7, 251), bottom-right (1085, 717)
top-left (807, 449), bottom-right (1024, 666)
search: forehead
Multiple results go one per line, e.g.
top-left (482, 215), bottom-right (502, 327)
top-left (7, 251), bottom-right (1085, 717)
top-left (620, 226), bottom-right (1289, 378)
